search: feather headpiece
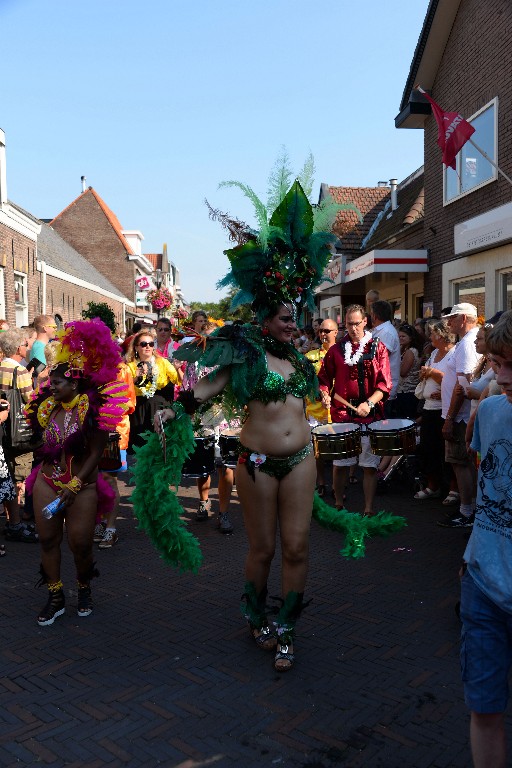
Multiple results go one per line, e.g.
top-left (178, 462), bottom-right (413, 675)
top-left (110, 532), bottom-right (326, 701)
top-left (216, 180), bottom-right (337, 321)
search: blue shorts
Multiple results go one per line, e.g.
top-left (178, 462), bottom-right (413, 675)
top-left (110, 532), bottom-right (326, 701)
top-left (460, 569), bottom-right (512, 713)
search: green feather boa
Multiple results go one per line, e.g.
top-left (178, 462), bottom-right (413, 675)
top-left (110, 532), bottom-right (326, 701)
top-left (130, 411), bottom-right (406, 571)
top-left (130, 414), bottom-right (203, 572)
top-left (312, 493), bottom-right (407, 558)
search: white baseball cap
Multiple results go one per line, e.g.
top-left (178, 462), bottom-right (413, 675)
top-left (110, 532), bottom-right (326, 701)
top-left (442, 302), bottom-right (478, 318)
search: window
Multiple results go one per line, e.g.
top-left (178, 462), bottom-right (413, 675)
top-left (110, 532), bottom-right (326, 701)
top-left (501, 272), bottom-right (512, 311)
top-left (444, 98), bottom-right (497, 204)
top-left (14, 272), bottom-right (28, 326)
top-left (453, 275), bottom-right (485, 317)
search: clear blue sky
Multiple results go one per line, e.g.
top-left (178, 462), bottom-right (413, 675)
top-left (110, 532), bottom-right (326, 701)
top-left (2, 0), bottom-right (426, 303)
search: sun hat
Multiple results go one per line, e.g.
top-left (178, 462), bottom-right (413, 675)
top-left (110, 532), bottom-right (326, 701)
top-left (442, 302), bottom-right (478, 318)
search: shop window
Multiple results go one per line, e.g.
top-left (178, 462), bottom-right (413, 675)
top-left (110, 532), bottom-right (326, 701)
top-left (453, 276), bottom-right (485, 317)
top-left (444, 98), bottom-right (497, 204)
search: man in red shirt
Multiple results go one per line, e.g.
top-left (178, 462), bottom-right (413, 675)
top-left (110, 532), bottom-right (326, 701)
top-left (318, 304), bottom-right (391, 516)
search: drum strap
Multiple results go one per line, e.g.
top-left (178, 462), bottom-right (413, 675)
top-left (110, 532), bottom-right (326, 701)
top-left (356, 338), bottom-right (379, 403)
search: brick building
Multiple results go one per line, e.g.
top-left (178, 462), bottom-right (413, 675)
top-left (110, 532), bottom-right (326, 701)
top-left (396, 0), bottom-right (512, 318)
top-left (37, 223), bottom-right (132, 328)
top-left (50, 186), bottom-right (155, 322)
top-left (0, 129), bottom-right (133, 327)
top-left (316, 172), bottom-right (427, 323)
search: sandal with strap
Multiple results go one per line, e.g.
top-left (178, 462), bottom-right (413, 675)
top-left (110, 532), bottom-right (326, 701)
top-left (77, 584), bottom-right (93, 617)
top-left (274, 643), bottom-right (295, 672)
top-left (250, 624), bottom-right (277, 651)
top-left (37, 585), bottom-right (65, 626)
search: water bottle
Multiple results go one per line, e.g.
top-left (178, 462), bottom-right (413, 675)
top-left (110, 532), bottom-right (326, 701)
top-left (42, 498), bottom-right (65, 519)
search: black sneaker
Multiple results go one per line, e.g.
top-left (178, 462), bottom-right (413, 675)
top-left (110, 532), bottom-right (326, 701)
top-left (437, 513), bottom-right (474, 529)
top-left (195, 501), bottom-right (210, 521)
top-left (218, 513), bottom-right (234, 534)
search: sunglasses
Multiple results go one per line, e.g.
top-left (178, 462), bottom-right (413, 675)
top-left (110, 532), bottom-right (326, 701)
top-left (319, 328), bottom-right (336, 333)
top-left (138, 341), bottom-right (155, 348)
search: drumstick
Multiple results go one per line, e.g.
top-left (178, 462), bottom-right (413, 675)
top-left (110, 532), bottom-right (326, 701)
top-left (333, 393), bottom-right (359, 413)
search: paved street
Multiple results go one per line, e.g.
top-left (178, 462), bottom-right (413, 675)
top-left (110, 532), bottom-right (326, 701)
top-left (1, 467), bottom-right (511, 768)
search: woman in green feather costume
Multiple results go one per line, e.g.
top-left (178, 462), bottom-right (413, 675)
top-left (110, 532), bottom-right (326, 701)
top-left (144, 181), bottom-right (405, 674)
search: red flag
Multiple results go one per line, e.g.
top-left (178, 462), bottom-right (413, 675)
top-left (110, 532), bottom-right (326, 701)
top-left (416, 87), bottom-right (475, 170)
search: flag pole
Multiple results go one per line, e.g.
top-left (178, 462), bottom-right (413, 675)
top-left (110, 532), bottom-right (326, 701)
top-left (467, 138), bottom-right (512, 187)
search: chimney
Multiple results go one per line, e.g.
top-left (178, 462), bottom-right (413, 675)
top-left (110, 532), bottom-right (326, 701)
top-left (389, 178), bottom-right (398, 211)
top-left (81, 175), bottom-right (86, 193)
top-left (377, 181), bottom-right (388, 187)
top-left (0, 129), bottom-right (7, 206)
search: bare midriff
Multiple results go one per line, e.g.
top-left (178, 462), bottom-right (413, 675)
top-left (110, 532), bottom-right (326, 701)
top-left (240, 396), bottom-right (310, 457)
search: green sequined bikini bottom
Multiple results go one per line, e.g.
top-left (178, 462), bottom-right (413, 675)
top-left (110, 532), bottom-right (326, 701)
top-left (238, 442), bottom-right (313, 480)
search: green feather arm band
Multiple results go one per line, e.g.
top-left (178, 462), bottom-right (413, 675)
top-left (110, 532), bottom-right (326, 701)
top-left (130, 413), bottom-right (203, 572)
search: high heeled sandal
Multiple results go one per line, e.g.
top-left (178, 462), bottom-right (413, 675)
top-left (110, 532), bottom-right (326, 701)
top-left (250, 624), bottom-right (277, 651)
top-left (37, 583), bottom-right (65, 626)
top-left (274, 642), bottom-right (295, 672)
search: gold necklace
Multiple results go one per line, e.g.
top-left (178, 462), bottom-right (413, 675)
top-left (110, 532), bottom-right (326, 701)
top-left (60, 394), bottom-right (79, 411)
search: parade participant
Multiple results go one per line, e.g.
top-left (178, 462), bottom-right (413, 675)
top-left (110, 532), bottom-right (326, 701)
top-left (460, 310), bottom-right (512, 768)
top-left (24, 320), bottom-right (129, 625)
top-left (136, 182), bottom-right (404, 673)
top-left (318, 304), bottom-right (392, 516)
top-left (306, 318), bottom-right (338, 496)
top-left (126, 329), bottom-right (179, 454)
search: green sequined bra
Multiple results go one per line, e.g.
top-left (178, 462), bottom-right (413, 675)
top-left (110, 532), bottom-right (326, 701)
top-left (251, 362), bottom-right (309, 404)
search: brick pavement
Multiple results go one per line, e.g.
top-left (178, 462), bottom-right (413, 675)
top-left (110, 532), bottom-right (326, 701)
top-left (1, 468), bottom-right (511, 767)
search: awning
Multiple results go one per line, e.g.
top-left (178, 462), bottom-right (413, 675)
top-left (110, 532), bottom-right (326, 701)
top-left (344, 249), bottom-right (428, 283)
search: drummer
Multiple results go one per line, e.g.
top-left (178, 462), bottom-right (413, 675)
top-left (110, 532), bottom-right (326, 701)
top-left (305, 318), bottom-right (338, 497)
top-left (318, 304), bottom-right (392, 516)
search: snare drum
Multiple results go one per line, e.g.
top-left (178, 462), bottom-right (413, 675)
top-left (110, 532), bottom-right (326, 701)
top-left (219, 428), bottom-right (241, 468)
top-left (366, 419), bottom-right (417, 456)
top-left (182, 430), bottom-right (216, 478)
top-left (311, 423), bottom-right (362, 460)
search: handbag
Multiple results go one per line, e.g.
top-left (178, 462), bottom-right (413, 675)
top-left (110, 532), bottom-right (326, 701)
top-left (414, 378), bottom-right (426, 400)
top-left (4, 367), bottom-right (34, 452)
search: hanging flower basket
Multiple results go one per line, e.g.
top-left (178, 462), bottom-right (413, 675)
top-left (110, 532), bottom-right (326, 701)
top-left (146, 287), bottom-right (173, 311)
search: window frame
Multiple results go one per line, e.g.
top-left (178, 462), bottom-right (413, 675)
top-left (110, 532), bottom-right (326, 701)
top-left (443, 97), bottom-right (498, 206)
top-left (451, 273), bottom-right (486, 316)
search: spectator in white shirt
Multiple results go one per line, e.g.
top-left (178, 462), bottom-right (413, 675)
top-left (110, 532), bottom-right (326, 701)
top-left (370, 300), bottom-right (400, 416)
top-left (438, 303), bottom-right (482, 529)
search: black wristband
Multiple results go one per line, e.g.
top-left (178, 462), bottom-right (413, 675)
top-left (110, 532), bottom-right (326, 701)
top-left (176, 389), bottom-right (201, 416)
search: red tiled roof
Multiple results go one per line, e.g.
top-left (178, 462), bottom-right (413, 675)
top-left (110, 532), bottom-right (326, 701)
top-left (326, 186), bottom-right (390, 252)
top-left (144, 254), bottom-right (162, 269)
top-left (50, 188), bottom-right (135, 255)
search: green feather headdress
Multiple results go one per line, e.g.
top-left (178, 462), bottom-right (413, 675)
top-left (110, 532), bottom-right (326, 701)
top-left (217, 180), bottom-right (336, 321)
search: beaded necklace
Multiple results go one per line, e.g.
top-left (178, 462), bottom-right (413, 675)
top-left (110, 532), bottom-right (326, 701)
top-left (344, 331), bottom-right (372, 366)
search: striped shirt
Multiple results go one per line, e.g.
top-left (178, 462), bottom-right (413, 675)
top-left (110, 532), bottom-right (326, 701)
top-left (0, 359), bottom-right (33, 403)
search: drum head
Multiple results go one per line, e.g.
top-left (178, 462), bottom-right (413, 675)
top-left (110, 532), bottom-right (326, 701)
top-left (220, 428), bottom-right (241, 438)
top-left (312, 423), bottom-right (360, 436)
top-left (367, 419), bottom-right (414, 432)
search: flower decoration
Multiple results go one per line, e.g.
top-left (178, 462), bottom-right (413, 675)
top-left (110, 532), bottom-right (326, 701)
top-left (146, 286), bottom-right (173, 312)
